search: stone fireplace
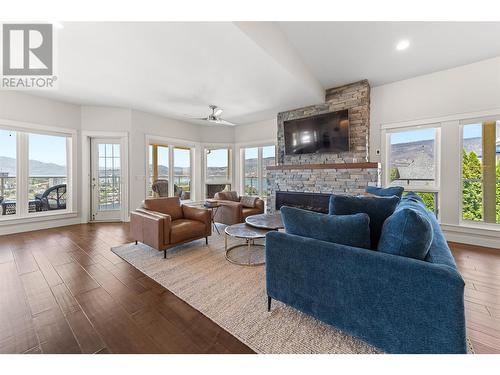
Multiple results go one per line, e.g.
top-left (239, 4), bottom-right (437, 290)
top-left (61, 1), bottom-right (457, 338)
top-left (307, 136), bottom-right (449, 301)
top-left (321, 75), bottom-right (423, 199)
top-left (267, 80), bottom-right (380, 213)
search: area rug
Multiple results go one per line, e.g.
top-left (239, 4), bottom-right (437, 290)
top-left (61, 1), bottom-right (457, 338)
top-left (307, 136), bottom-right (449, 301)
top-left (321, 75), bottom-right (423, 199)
top-left (112, 236), bottom-right (473, 354)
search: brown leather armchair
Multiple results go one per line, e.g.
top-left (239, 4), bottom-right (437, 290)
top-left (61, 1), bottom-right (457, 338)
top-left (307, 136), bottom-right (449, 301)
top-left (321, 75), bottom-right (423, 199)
top-left (213, 191), bottom-right (264, 226)
top-left (130, 197), bottom-right (211, 258)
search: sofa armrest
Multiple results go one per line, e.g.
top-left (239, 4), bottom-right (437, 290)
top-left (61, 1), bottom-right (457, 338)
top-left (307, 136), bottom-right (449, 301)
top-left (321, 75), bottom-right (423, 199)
top-left (212, 200), bottom-right (243, 225)
top-left (182, 205), bottom-right (212, 235)
top-left (265, 231), bottom-right (466, 353)
top-left (254, 198), bottom-right (265, 212)
top-left (215, 200), bottom-right (243, 208)
top-left (131, 209), bottom-right (172, 248)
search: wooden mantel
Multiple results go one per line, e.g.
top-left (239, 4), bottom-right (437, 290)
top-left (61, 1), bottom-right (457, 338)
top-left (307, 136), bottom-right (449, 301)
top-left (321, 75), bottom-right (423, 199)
top-left (267, 162), bottom-right (380, 171)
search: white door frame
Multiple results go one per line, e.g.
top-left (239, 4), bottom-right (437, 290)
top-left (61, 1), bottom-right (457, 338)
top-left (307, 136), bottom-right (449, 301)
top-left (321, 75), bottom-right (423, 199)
top-left (81, 131), bottom-right (129, 223)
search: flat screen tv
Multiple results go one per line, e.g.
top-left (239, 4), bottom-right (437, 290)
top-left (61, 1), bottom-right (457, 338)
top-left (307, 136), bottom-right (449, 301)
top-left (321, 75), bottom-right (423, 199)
top-left (284, 109), bottom-right (349, 155)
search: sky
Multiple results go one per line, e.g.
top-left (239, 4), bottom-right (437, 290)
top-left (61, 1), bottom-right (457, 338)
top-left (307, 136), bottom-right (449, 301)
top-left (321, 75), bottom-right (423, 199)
top-left (150, 146), bottom-right (190, 168)
top-left (463, 124), bottom-right (482, 139)
top-left (155, 145), bottom-right (276, 169)
top-left (389, 123), bottom-right (492, 144)
top-left (244, 146), bottom-right (275, 161)
top-left (0, 130), bottom-right (16, 159)
top-left (390, 128), bottom-right (435, 144)
top-left (207, 148), bottom-right (228, 167)
top-left (173, 148), bottom-right (190, 168)
top-left (0, 130), bottom-right (67, 165)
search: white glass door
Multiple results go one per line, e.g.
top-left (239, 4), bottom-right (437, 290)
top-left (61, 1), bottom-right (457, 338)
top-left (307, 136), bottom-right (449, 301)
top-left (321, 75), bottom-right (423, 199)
top-left (90, 138), bottom-right (122, 221)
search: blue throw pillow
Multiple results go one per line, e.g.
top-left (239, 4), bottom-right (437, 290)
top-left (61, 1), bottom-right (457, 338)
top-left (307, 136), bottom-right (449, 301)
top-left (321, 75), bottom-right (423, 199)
top-left (403, 191), bottom-right (425, 204)
top-left (366, 185), bottom-right (404, 198)
top-left (281, 206), bottom-right (371, 249)
top-left (329, 194), bottom-right (400, 249)
top-left (378, 203), bottom-right (434, 261)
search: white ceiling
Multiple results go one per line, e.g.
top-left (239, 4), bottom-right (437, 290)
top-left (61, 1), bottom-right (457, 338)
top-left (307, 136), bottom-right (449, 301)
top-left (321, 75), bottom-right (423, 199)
top-left (32, 21), bottom-right (500, 125)
top-left (277, 22), bottom-right (500, 88)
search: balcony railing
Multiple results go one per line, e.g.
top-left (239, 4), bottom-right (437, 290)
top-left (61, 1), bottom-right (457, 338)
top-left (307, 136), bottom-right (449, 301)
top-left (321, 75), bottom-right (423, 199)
top-left (147, 175), bottom-right (192, 200)
top-left (1, 176), bottom-right (67, 216)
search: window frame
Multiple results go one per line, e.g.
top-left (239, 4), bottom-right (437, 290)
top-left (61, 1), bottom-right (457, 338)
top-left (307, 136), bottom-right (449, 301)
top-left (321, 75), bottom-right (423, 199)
top-left (459, 116), bottom-right (500, 227)
top-left (241, 144), bottom-right (276, 197)
top-left (146, 136), bottom-right (195, 201)
top-left (0, 120), bottom-right (76, 223)
top-left (203, 145), bottom-right (233, 198)
top-left (382, 124), bottom-right (441, 216)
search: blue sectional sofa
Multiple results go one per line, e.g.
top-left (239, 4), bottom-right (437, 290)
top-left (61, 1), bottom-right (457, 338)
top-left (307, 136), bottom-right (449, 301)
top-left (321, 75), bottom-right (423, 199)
top-left (265, 194), bottom-right (467, 354)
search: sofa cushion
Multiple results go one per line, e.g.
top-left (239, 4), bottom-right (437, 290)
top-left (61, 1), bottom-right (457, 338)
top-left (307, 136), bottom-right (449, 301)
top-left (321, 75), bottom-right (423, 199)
top-left (143, 197), bottom-right (183, 220)
top-left (329, 194), bottom-right (400, 249)
top-left (402, 193), bottom-right (457, 268)
top-left (377, 204), bottom-right (433, 260)
top-left (170, 219), bottom-right (206, 243)
top-left (281, 206), bottom-right (371, 249)
top-left (403, 191), bottom-right (425, 204)
top-left (240, 195), bottom-right (257, 208)
top-left (216, 191), bottom-right (239, 201)
top-left (366, 185), bottom-right (404, 198)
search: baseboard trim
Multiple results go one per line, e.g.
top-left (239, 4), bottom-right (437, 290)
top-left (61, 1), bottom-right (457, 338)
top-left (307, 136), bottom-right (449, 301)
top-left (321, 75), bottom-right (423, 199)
top-left (0, 217), bottom-right (82, 235)
top-left (442, 225), bottom-right (499, 250)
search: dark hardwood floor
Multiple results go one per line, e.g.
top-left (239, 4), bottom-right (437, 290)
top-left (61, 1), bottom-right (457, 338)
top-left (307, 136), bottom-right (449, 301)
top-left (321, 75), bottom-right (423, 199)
top-left (0, 222), bottom-right (253, 354)
top-left (449, 242), bottom-right (500, 354)
top-left (0, 222), bottom-right (498, 353)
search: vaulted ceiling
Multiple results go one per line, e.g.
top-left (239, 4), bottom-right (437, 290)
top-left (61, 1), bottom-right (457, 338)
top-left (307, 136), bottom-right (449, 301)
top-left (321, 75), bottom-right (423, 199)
top-left (33, 21), bottom-right (500, 125)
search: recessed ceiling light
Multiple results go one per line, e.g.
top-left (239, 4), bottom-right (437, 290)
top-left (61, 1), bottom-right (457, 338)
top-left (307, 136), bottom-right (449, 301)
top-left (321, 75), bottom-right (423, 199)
top-left (396, 39), bottom-right (410, 51)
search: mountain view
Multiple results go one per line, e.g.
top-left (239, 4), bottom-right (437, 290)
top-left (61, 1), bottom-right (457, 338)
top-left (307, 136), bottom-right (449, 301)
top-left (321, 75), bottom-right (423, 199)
top-left (243, 156), bottom-right (276, 177)
top-left (390, 137), bottom-right (482, 180)
top-left (0, 156), bottom-right (67, 176)
top-left (151, 165), bottom-right (191, 177)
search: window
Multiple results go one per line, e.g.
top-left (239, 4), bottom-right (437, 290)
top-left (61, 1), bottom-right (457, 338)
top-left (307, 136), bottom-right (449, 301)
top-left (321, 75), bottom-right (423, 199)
top-left (243, 145), bottom-right (276, 197)
top-left (244, 147), bottom-right (259, 196)
top-left (148, 144), bottom-right (169, 197)
top-left (28, 133), bottom-right (68, 213)
top-left (462, 121), bottom-right (500, 224)
top-left (206, 148), bottom-right (230, 181)
top-left (205, 147), bottom-right (231, 198)
top-left (97, 143), bottom-right (120, 211)
top-left (261, 145), bottom-right (276, 198)
top-left (148, 143), bottom-right (192, 201)
top-left (173, 147), bottom-right (191, 200)
top-left (386, 127), bottom-right (439, 214)
top-left (0, 130), bottom-right (16, 216)
top-left (0, 127), bottom-right (72, 219)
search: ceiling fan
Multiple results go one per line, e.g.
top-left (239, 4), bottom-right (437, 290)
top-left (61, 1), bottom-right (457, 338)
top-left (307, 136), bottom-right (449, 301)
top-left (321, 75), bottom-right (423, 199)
top-left (193, 105), bottom-right (236, 126)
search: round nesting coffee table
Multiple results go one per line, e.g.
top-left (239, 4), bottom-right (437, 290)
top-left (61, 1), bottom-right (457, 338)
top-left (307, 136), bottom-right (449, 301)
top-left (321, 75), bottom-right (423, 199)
top-left (245, 213), bottom-right (283, 230)
top-left (224, 223), bottom-right (268, 266)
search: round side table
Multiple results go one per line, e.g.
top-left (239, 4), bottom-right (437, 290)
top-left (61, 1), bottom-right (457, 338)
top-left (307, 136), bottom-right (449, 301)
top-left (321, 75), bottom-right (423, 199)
top-left (224, 223), bottom-right (269, 266)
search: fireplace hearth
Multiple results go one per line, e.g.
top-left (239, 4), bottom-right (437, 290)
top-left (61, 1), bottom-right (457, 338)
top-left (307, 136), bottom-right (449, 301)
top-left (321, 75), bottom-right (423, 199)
top-left (275, 191), bottom-right (331, 214)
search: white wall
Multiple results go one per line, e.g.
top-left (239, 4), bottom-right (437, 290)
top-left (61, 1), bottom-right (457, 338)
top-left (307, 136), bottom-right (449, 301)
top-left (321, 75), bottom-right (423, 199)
top-left (370, 56), bottom-right (500, 248)
top-left (234, 119), bottom-right (277, 143)
top-left (81, 106), bottom-right (132, 132)
top-left (0, 92), bottom-right (81, 129)
top-left (371, 56), bottom-right (500, 162)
